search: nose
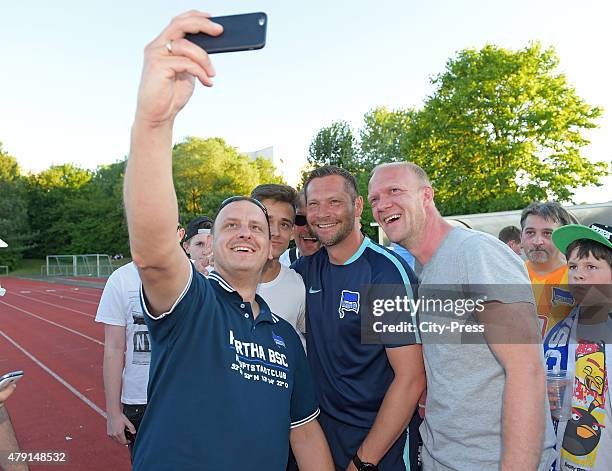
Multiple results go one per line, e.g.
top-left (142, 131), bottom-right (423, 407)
top-left (377, 193), bottom-right (393, 211)
top-left (237, 224), bottom-right (252, 239)
top-left (270, 221), bottom-right (280, 239)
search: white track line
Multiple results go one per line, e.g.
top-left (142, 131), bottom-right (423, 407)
top-left (0, 300), bottom-right (103, 346)
top-left (36, 291), bottom-right (99, 305)
top-left (8, 292), bottom-right (95, 318)
top-left (0, 329), bottom-right (106, 418)
top-left (18, 287), bottom-right (101, 299)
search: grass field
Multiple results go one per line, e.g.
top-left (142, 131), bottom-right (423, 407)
top-left (8, 258), bottom-right (45, 275)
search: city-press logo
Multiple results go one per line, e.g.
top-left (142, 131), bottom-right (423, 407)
top-left (339, 290), bottom-right (360, 318)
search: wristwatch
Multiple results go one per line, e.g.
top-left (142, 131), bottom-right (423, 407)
top-left (352, 453), bottom-right (378, 471)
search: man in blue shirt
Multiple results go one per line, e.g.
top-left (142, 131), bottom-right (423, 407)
top-left (123, 11), bottom-right (333, 471)
top-left (293, 165), bottom-right (425, 470)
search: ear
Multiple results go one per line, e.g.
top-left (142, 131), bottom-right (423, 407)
top-left (355, 195), bottom-right (364, 218)
top-left (422, 186), bottom-right (434, 203)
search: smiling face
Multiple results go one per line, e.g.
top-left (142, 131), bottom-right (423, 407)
top-left (294, 194), bottom-right (320, 256)
top-left (305, 175), bottom-right (362, 247)
top-left (368, 165), bottom-right (428, 251)
top-left (212, 200), bottom-right (272, 276)
top-left (521, 215), bottom-right (563, 265)
top-left (258, 198), bottom-right (294, 260)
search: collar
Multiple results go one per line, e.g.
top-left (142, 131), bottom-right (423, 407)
top-left (208, 270), bottom-right (280, 325)
top-left (343, 235), bottom-right (370, 265)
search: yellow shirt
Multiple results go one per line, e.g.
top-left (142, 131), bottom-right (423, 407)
top-left (525, 261), bottom-right (574, 339)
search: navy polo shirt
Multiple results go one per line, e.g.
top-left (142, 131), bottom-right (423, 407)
top-left (133, 264), bottom-right (319, 471)
top-left (292, 237), bottom-right (418, 429)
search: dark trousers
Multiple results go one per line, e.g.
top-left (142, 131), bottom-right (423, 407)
top-left (318, 410), bottom-right (409, 471)
top-left (122, 403), bottom-right (147, 462)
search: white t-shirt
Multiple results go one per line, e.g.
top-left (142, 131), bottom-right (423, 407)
top-left (257, 264), bottom-right (306, 349)
top-left (279, 247), bottom-right (300, 268)
top-left (95, 262), bottom-right (150, 404)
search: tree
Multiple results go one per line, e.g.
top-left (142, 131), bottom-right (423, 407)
top-left (404, 43), bottom-right (608, 215)
top-left (359, 107), bottom-right (415, 169)
top-left (307, 121), bottom-right (359, 174)
top-left (24, 164), bottom-right (93, 257)
top-left (172, 137), bottom-right (284, 223)
top-left (0, 144), bottom-right (35, 269)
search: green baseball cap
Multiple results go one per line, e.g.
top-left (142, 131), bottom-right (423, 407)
top-left (552, 223), bottom-right (612, 255)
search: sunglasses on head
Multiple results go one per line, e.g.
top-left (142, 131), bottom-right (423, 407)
top-left (294, 214), bottom-right (308, 226)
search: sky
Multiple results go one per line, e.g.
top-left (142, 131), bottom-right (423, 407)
top-left (1, 0), bottom-right (610, 203)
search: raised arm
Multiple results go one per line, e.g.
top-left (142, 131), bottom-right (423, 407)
top-left (123, 11), bottom-right (222, 315)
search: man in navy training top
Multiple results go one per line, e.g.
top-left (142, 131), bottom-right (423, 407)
top-left (292, 165), bottom-right (425, 471)
top-left (123, 10), bottom-right (334, 471)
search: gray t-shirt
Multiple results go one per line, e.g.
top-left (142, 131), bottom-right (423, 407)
top-left (418, 227), bottom-right (556, 471)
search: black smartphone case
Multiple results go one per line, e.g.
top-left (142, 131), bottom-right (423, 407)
top-left (185, 12), bottom-right (267, 54)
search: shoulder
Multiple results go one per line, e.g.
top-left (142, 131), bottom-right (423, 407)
top-left (281, 265), bottom-right (306, 287)
top-left (363, 239), bottom-right (418, 284)
top-left (452, 228), bottom-right (529, 283)
top-left (107, 262), bottom-right (140, 284)
top-left (291, 249), bottom-right (327, 275)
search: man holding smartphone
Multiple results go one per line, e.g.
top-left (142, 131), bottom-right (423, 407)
top-left (124, 11), bottom-right (333, 471)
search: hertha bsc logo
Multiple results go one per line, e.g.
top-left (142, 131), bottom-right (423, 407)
top-left (339, 290), bottom-right (360, 318)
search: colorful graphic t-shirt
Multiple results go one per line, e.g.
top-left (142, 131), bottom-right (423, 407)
top-left (560, 341), bottom-right (609, 470)
top-left (526, 262), bottom-right (575, 373)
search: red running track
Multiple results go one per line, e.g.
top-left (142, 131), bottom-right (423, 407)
top-left (0, 277), bottom-right (131, 470)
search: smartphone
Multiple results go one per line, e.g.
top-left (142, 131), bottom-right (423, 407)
top-left (185, 12), bottom-right (267, 54)
top-left (124, 428), bottom-right (135, 444)
top-left (0, 371), bottom-right (24, 391)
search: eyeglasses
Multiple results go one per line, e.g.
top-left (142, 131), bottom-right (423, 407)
top-left (217, 196), bottom-right (271, 237)
top-left (294, 214), bottom-right (308, 227)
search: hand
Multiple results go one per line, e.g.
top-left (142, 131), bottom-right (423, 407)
top-left (0, 383), bottom-right (16, 404)
top-left (135, 10), bottom-right (223, 127)
top-left (107, 412), bottom-right (136, 446)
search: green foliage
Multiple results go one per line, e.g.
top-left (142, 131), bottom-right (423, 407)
top-left (404, 43), bottom-right (608, 215)
top-left (307, 121), bottom-right (360, 173)
top-left (359, 107), bottom-right (415, 169)
top-left (173, 136), bottom-right (284, 223)
top-left (306, 42), bottom-right (608, 220)
top-left (0, 144), bottom-right (36, 269)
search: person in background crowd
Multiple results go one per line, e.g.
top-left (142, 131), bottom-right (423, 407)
top-left (183, 216), bottom-right (214, 276)
top-left (0, 383), bottom-right (28, 471)
top-left (520, 202), bottom-right (579, 369)
top-left (498, 225), bottom-right (522, 256)
top-left (251, 184), bottom-right (306, 343)
top-left (280, 190), bottom-right (321, 267)
top-left (550, 223), bottom-right (612, 471)
top-left (368, 161), bottom-right (556, 471)
top-left (96, 225), bottom-right (185, 460)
